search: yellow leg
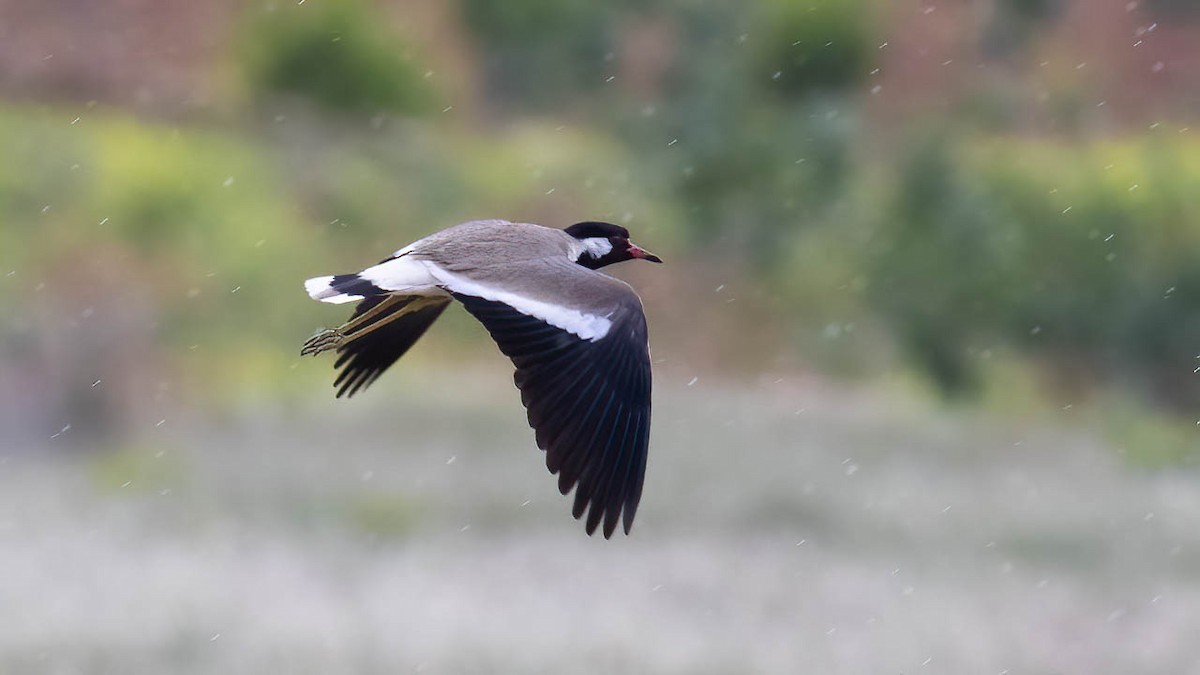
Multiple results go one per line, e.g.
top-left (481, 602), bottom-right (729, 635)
top-left (301, 295), bottom-right (441, 356)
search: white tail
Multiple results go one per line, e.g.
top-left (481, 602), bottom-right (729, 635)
top-left (304, 275), bottom-right (364, 304)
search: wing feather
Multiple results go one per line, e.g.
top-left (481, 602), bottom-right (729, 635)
top-left (452, 278), bottom-right (652, 538)
top-left (329, 296), bottom-right (449, 398)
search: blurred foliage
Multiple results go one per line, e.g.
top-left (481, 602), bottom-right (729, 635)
top-left (752, 0), bottom-right (873, 99)
top-left (610, 1), bottom-right (869, 260)
top-left (236, 0), bottom-right (436, 116)
top-left (461, 0), bottom-right (613, 111)
top-left (3, 0), bottom-right (1200, 460)
top-left (866, 131), bottom-right (1200, 408)
top-left (0, 103), bottom-right (676, 406)
top-left (983, 0), bottom-right (1063, 60)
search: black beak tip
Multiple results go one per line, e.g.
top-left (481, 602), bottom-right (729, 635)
top-left (644, 254), bottom-right (663, 263)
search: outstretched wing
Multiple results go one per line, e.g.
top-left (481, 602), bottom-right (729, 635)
top-left (448, 266), bottom-right (652, 538)
top-left (331, 295), bottom-right (450, 398)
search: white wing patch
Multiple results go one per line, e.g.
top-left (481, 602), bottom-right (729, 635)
top-left (359, 255), bottom-right (443, 295)
top-left (429, 266), bottom-right (613, 341)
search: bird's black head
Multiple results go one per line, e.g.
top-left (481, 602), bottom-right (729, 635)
top-left (565, 221), bottom-right (663, 270)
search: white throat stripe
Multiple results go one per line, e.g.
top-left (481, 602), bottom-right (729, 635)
top-left (579, 237), bottom-right (613, 259)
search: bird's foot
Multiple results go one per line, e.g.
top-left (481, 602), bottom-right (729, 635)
top-left (300, 328), bottom-right (344, 356)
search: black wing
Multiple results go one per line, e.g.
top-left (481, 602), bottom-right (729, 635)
top-left (453, 292), bottom-right (651, 538)
top-left (332, 296), bottom-right (449, 398)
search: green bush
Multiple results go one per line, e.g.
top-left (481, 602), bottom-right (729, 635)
top-left (236, 0), bottom-right (436, 116)
top-left (752, 0), bottom-right (874, 100)
top-left (460, 0), bottom-right (613, 110)
top-left (866, 131), bottom-right (1200, 407)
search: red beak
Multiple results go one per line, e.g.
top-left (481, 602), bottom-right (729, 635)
top-left (628, 242), bottom-right (663, 263)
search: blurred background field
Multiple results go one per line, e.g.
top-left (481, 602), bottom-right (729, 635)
top-left (1, 0), bottom-right (1199, 672)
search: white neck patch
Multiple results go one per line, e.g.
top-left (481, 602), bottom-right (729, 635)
top-left (577, 237), bottom-right (613, 260)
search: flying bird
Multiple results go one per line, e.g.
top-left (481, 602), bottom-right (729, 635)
top-left (301, 220), bottom-right (662, 538)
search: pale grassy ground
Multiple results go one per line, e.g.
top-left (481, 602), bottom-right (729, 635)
top-left (2, 371), bottom-right (1199, 674)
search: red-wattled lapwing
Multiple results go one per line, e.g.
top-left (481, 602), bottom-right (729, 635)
top-left (301, 220), bottom-right (662, 538)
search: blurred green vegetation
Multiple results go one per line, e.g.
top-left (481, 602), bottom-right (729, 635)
top-left (236, 0), bottom-right (437, 116)
top-left (0, 101), bottom-right (677, 403)
top-left (752, 0), bottom-right (873, 99)
top-left (866, 133), bottom-right (1200, 409)
top-left (2, 0), bottom-right (1198, 461)
top-left (462, 0), bottom-right (613, 110)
